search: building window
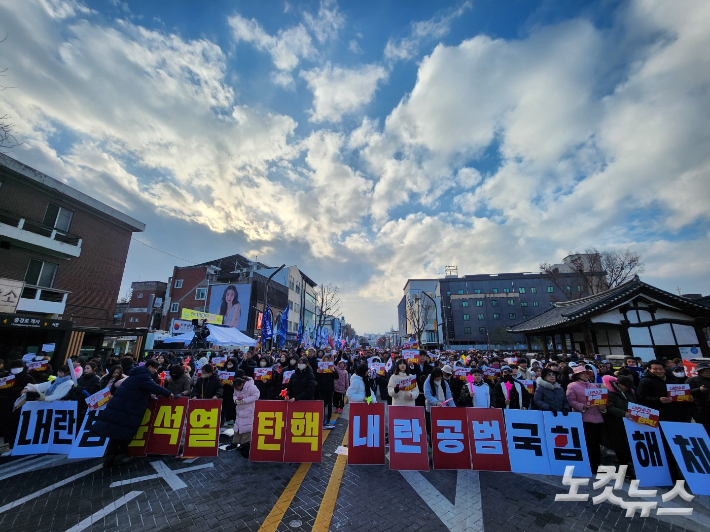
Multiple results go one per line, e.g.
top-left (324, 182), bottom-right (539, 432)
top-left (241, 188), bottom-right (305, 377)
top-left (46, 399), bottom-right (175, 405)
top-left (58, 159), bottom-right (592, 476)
top-left (195, 288), bottom-right (207, 300)
top-left (170, 303), bottom-right (179, 313)
top-left (43, 203), bottom-right (73, 232)
top-left (476, 300), bottom-right (483, 307)
top-left (492, 288), bottom-right (498, 293)
top-left (518, 287), bottom-right (526, 294)
top-left (577, 285), bottom-right (583, 292)
top-left (507, 299), bottom-right (514, 306)
top-left (463, 314), bottom-right (470, 321)
top-left (520, 302), bottom-right (528, 307)
top-left (547, 286), bottom-right (554, 293)
top-left (493, 313), bottom-right (500, 320)
top-left (503, 288), bottom-right (510, 293)
top-left (464, 327), bottom-right (472, 334)
top-left (25, 259), bottom-right (58, 288)
top-left (509, 313), bottom-right (516, 320)
top-left (446, 291), bottom-right (450, 295)
top-left (479, 327), bottom-right (486, 334)
top-left (491, 300), bottom-right (498, 306)
top-left (533, 301), bottom-right (539, 307)
top-left (530, 287), bottom-right (537, 294)
top-left (462, 301), bottom-right (469, 307)
top-left (478, 314), bottom-right (485, 320)
top-left (522, 315), bottom-right (529, 320)
top-left (566, 286), bottom-right (571, 291)
top-left (137, 293), bottom-right (143, 299)
top-left (175, 280), bottom-right (183, 289)
top-left (474, 289), bottom-right (481, 294)
top-left (295, 283), bottom-right (301, 294)
top-left (458, 289), bottom-right (464, 294)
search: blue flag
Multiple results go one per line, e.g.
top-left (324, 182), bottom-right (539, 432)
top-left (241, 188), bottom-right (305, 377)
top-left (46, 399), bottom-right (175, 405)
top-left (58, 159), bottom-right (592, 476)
top-left (261, 304), bottom-right (273, 348)
top-left (297, 321), bottom-right (303, 346)
top-left (277, 306), bottom-right (289, 349)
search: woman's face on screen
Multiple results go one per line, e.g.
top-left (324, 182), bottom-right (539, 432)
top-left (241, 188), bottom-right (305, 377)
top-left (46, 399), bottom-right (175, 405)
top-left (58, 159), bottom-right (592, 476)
top-left (225, 289), bottom-right (235, 304)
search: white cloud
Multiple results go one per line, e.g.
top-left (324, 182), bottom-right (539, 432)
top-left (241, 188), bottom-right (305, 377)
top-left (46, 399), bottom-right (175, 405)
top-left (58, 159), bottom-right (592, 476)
top-left (303, 0), bottom-right (344, 44)
top-left (348, 39), bottom-right (363, 54)
top-left (300, 62), bottom-right (388, 122)
top-left (384, 1), bottom-right (472, 63)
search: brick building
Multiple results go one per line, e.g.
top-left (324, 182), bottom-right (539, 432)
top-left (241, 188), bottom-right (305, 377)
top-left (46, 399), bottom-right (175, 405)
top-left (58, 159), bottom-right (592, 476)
top-left (0, 155), bottom-right (144, 364)
top-left (115, 281), bottom-right (167, 329)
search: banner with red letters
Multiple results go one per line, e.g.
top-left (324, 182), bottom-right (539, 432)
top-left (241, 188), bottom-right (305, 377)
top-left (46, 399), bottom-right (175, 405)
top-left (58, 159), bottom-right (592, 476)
top-left (284, 401), bottom-right (323, 463)
top-left (467, 408), bottom-right (511, 471)
top-left (348, 402), bottom-right (385, 465)
top-left (183, 399), bottom-right (222, 457)
top-left (250, 400), bottom-right (289, 462)
top-left (431, 407), bottom-right (471, 470)
top-left (388, 405), bottom-right (429, 471)
top-left (146, 397), bottom-right (189, 455)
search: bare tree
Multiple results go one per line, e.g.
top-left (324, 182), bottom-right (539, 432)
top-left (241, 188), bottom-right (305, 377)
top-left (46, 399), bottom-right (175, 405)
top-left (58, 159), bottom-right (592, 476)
top-left (541, 247), bottom-right (644, 299)
top-left (404, 293), bottom-right (434, 347)
top-left (1, 35), bottom-right (21, 151)
top-left (315, 283), bottom-right (341, 330)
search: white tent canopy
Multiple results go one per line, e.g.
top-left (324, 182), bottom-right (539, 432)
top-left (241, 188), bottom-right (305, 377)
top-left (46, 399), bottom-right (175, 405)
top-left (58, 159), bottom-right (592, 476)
top-left (161, 324), bottom-right (257, 347)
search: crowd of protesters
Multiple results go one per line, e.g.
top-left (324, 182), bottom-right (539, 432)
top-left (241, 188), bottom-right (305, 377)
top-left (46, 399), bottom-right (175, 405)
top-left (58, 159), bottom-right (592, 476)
top-left (0, 346), bottom-right (708, 478)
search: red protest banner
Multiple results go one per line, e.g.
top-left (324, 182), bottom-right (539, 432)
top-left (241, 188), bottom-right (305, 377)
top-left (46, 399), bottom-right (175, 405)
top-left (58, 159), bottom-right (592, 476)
top-left (368, 363), bottom-right (385, 377)
top-left (431, 407), bottom-right (471, 470)
top-left (388, 405), bottom-right (429, 471)
top-left (250, 400), bottom-right (288, 462)
top-left (348, 402), bottom-right (385, 465)
top-left (467, 408), bottom-right (511, 471)
top-left (183, 398), bottom-right (222, 457)
top-left (219, 371), bottom-right (235, 385)
top-left (0, 375), bottom-right (16, 390)
top-left (254, 368), bottom-right (273, 381)
top-left (666, 384), bottom-right (691, 402)
top-left (682, 359), bottom-right (698, 379)
top-left (398, 375), bottom-right (417, 392)
top-left (146, 397), bottom-right (189, 455)
top-left (627, 402), bottom-right (660, 429)
top-left (453, 368), bottom-right (469, 381)
top-left (27, 361), bottom-right (49, 372)
top-left (85, 388), bottom-right (112, 411)
top-left (403, 350), bottom-right (419, 365)
top-left (317, 361), bottom-right (334, 373)
top-left (585, 387), bottom-right (608, 407)
top-left (284, 400), bottom-right (323, 463)
top-left (128, 401), bottom-right (158, 457)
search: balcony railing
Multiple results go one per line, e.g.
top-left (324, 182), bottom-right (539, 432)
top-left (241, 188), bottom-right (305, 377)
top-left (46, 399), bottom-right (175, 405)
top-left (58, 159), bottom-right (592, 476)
top-left (16, 285), bottom-right (70, 314)
top-left (0, 207), bottom-right (82, 246)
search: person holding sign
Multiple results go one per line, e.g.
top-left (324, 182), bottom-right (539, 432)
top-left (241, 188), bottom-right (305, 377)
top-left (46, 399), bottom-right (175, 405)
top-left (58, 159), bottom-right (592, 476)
top-left (637, 360), bottom-right (694, 422)
top-left (287, 357), bottom-right (317, 402)
top-left (316, 354), bottom-right (339, 429)
top-left (459, 368), bottom-right (492, 408)
top-left (687, 360), bottom-right (710, 435)
top-left (566, 365), bottom-right (607, 474)
top-left (190, 364), bottom-right (224, 400)
top-left (601, 375), bottom-right (636, 469)
top-left (387, 358), bottom-right (419, 407)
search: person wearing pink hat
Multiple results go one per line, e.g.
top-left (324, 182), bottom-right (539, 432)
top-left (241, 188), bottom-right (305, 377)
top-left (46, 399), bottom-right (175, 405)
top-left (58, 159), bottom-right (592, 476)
top-left (566, 364), bottom-right (607, 474)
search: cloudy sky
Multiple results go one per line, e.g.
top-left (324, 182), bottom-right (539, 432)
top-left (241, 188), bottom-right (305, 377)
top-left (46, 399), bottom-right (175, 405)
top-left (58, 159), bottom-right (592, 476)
top-left (1, 0), bottom-right (709, 334)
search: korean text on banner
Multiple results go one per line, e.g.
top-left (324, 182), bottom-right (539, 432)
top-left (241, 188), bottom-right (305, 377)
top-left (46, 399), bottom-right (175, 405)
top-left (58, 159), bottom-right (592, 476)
top-left (284, 401), bottom-right (323, 463)
top-left (0, 374), bottom-right (15, 389)
top-left (211, 357), bottom-right (227, 368)
top-left (398, 375), bottom-right (417, 392)
top-left (453, 368), bottom-right (469, 382)
top-left (520, 380), bottom-right (535, 396)
top-left (128, 401), bottom-right (158, 457)
top-left (467, 408), bottom-right (511, 472)
top-left (254, 368), bottom-right (273, 382)
top-left (68, 408), bottom-right (109, 459)
top-left (542, 411), bottom-right (591, 477)
top-left (85, 388), bottom-right (112, 411)
top-left (431, 407), bottom-right (471, 470)
top-left (281, 370), bottom-right (295, 385)
top-left (348, 402), bottom-right (385, 465)
top-left (12, 401), bottom-right (78, 456)
top-left (368, 363), bottom-right (385, 377)
top-left (27, 360), bottom-right (49, 372)
top-left (666, 384), bottom-right (692, 402)
top-left (250, 400), bottom-right (288, 462)
top-left (504, 409), bottom-right (552, 475)
top-left (585, 387), bottom-right (608, 407)
top-left (388, 405), bottom-right (429, 471)
top-left (180, 308), bottom-right (223, 325)
top-left (219, 371), bottom-right (235, 385)
top-left (660, 421), bottom-right (710, 495)
top-left (627, 402), bottom-right (659, 429)
top-left (317, 361), bottom-right (334, 373)
top-left (183, 398), bottom-right (222, 457)
top-left (146, 397), bottom-right (189, 455)
top-left (402, 350), bottom-right (419, 365)
top-left (623, 418), bottom-right (672, 488)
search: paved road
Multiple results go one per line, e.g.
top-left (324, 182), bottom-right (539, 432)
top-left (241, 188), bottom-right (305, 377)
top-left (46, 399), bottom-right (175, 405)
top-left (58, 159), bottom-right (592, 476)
top-left (0, 405), bottom-right (708, 532)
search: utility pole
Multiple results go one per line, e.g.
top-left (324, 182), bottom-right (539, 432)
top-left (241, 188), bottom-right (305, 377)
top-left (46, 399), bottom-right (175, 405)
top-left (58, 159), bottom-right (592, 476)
top-left (264, 264), bottom-right (286, 350)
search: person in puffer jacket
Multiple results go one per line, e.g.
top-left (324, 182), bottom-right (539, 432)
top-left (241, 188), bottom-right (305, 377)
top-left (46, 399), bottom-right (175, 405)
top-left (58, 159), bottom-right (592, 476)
top-left (226, 376), bottom-right (260, 454)
top-left (533, 368), bottom-right (570, 415)
top-left (387, 358), bottom-right (419, 407)
top-left (333, 360), bottom-right (350, 413)
top-left (567, 365), bottom-right (608, 474)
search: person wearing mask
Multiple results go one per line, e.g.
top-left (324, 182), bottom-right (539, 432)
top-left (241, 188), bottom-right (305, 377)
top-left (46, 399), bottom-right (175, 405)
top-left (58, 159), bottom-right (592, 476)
top-left (415, 351), bottom-right (433, 407)
top-left (388, 358), bottom-right (419, 407)
top-left (93, 359), bottom-right (173, 467)
top-left (190, 364), bottom-right (223, 400)
top-left (602, 375), bottom-right (636, 471)
top-left (347, 364), bottom-right (373, 403)
top-left (287, 357), bottom-right (317, 402)
top-left (534, 369), bottom-right (570, 415)
top-left (221, 358), bottom-right (239, 424)
top-left (254, 355), bottom-right (276, 401)
top-left (333, 360), bottom-right (350, 413)
top-left (24, 365), bottom-right (74, 402)
top-left (316, 354), bottom-right (339, 429)
top-left (493, 365), bottom-right (530, 410)
top-left (164, 364), bottom-right (191, 398)
top-left (637, 360), bottom-right (694, 422)
top-left (687, 361), bottom-right (710, 435)
top-left (566, 365), bottom-right (608, 474)
top-left (670, 366), bottom-right (687, 383)
top-left (226, 375), bottom-right (260, 456)
top-left (424, 367), bottom-right (454, 409)
top-left (459, 368), bottom-right (492, 408)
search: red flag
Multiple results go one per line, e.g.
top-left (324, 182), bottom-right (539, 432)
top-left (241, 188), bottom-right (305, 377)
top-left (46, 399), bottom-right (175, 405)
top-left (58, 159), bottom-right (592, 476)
top-left (348, 402), bottom-right (385, 465)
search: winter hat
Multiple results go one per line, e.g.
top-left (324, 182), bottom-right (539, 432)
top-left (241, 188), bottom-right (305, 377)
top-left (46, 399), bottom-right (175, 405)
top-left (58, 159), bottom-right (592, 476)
top-left (541, 368), bottom-right (557, 379)
top-left (442, 365), bottom-right (453, 375)
top-left (500, 365), bottom-right (512, 372)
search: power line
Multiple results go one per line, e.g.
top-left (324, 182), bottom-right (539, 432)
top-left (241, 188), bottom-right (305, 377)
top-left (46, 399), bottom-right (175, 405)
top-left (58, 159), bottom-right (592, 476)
top-left (131, 237), bottom-right (192, 263)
